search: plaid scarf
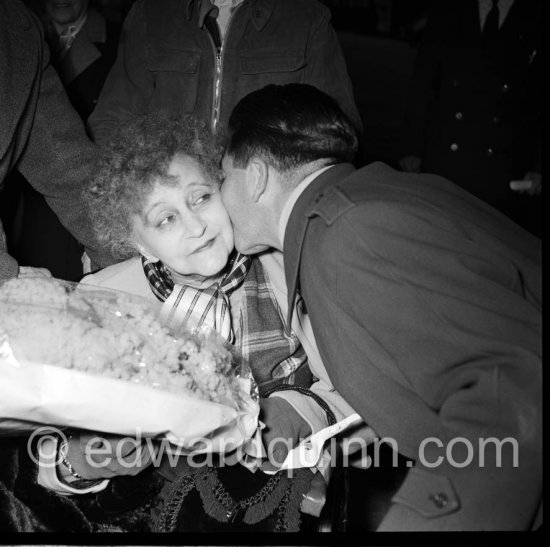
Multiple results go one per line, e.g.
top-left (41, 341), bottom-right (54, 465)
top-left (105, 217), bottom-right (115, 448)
top-left (142, 251), bottom-right (250, 344)
top-left (142, 254), bottom-right (312, 394)
top-left (238, 258), bottom-right (312, 393)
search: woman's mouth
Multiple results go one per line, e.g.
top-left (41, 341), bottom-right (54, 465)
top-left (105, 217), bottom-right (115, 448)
top-left (192, 237), bottom-right (216, 254)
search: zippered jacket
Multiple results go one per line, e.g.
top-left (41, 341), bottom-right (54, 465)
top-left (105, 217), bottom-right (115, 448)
top-left (87, 0), bottom-right (362, 142)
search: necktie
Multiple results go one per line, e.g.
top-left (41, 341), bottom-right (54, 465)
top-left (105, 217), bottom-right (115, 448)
top-left (143, 252), bottom-right (252, 343)
top-left (483, 0), bottom-right (500, 43)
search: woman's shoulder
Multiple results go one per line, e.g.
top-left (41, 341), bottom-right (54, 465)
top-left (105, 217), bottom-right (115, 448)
top-left (81, 257), bottom-right (151, 297)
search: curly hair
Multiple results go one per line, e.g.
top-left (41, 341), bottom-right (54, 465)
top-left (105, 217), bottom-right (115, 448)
top-left (87, 114), bottom-right (223, 259)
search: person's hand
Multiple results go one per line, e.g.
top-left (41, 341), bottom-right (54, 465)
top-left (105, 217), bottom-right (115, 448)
top-left (18, 266), bottom-right (52, 278)
top-left (398, 154), bottom-right (422, 173)
top-left (259, 397), bottom-right (312, 472)
top-left (510, 171), bottom-right (542, 196)
top-left (59, 430), bottom-right (155, 481)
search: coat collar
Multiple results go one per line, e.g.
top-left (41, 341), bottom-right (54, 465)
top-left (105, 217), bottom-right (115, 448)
top-left (185, 0), bottom-right (275, 31)
top-left (52, 9), bottom-right (106, 85)
top-left (283, 163), bottom-right (356, 330)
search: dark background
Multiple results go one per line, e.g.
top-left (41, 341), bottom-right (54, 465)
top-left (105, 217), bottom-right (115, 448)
top-left (321, 0), bottom-right (431, 165)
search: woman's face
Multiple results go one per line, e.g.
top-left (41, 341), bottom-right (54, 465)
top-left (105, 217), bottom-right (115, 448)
top-left (44, 0), bottom-right (89, 25)
top-left (132, 155), bottom-right (234, 278)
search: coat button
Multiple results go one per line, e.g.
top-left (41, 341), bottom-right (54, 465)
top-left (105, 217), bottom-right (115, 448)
top-left (450, 143), bottom-right (459, 151)
top-left (452, 79), bottom-right (459, 88)
top-left (502, 83), bottom-right (510, 92)
top-left (493, 116), bottom-right (500, 123)
top-left (487, 147), bottom-right (494, 156)
top-left (455, 112), bottom-right (463, 120)
top-left (430, 493), bottom-right (449, 508)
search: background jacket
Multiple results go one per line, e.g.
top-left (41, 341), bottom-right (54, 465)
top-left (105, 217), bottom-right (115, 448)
top-left (87, 0), bottom-right (362, 143)
top-left (284, 162), bottom-right (542, 530)
top-left (0, 0), bottom-right (112, 279)
top-left (401, 0), bottom-right (541, 205)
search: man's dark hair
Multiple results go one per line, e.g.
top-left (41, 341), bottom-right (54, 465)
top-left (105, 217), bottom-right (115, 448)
top-left (225, 84), bottom-right (359, 172)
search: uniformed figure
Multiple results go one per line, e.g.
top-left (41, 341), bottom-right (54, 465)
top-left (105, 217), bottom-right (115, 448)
top-left (399, 0), bottom-right (541, 237)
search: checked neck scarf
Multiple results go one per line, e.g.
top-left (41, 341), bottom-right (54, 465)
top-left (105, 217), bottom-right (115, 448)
top-left (142, 251), bottom-right (251, 344)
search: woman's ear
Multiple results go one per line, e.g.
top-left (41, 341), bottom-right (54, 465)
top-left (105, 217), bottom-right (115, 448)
top-left (247, 158), bottom-right (268, 203)
top-left (133, 239), bottom-right (159, 262)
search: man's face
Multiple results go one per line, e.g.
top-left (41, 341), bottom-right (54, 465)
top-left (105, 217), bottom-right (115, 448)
top-left (221, 154), bottom-right (270, 255)
top-left (44, 0), bottom-right (89, 26)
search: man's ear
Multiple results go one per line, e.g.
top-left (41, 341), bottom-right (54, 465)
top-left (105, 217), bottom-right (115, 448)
top-left (247, 157), bottom-right (269, 203)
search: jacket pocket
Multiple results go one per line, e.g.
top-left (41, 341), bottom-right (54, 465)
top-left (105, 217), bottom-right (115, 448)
top-left (236, 48), bottom-right (306, 106)
top-left (239, 49), bottom-right (305, 74)
top-left (147, 48), bottom-right (201, 113)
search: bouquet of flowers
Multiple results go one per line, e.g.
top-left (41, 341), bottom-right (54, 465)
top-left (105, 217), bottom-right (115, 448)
top-left (0, 277), bottom-right (258, 454)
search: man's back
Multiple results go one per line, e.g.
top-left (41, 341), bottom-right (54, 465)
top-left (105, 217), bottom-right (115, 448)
top-left (286, 161), bottom-right (541, 530)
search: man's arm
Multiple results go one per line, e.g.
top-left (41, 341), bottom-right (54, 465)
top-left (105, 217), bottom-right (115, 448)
top-left (0, 240), bottom-right (19, 280)
top-left (15, 27), bottom-right (115, 270)
top-left (86, 0), bottom-right (152, 145)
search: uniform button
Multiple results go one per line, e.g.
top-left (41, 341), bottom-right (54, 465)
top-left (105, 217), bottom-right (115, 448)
top-left (430, 493), bottom-right (449, 509)
top-left (487, 148), bottom-right (494, 156)
top-left (450, 143), bottom-right (459, 151)
top-left (502, 83), bottom-right (510, 92)
top-left (454, 112), bottom-right (463, 120)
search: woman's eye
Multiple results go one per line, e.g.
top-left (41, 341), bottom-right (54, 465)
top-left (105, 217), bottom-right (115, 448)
top-left (157, 214), bottom-right (176, 227)
top-left (193, 193), bottom-right (212, 205)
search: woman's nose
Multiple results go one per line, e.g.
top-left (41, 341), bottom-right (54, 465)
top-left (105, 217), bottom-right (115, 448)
top-left (182, 213), bottom-right (207, 238)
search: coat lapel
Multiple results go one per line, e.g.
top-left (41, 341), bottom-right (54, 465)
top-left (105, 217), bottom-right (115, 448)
top-left (283, 163), bottom-right (356, 329)
top-left (54, 9), bottom-right (105, 85)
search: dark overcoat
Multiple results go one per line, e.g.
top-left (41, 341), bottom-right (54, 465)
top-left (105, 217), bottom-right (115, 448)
top-left (284, 162), bottom-right (542, 530)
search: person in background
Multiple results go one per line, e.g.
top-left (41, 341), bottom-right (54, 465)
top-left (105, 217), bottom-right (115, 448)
top-left (41, 0), bottom-right (121, 122)
top-left (0, 0), bottom-right (115, 531)
top-left (86, 0), bottom-right (363, 152)
top-left (219, 83), bottom-right (542, 531)
top-left (3, 0), bottom-right (122, 282)
top-left (398, 0), bottom-right (541, 237)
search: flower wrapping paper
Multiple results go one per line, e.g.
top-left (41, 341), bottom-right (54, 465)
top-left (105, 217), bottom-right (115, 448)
top-left (0, 277), bottom-right (259, 455)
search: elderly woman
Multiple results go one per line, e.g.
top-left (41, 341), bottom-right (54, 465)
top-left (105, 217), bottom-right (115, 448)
top-left (82, 114), bottom-right (312, 391)
top-left (37, 113), bottom-right (324, 531)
